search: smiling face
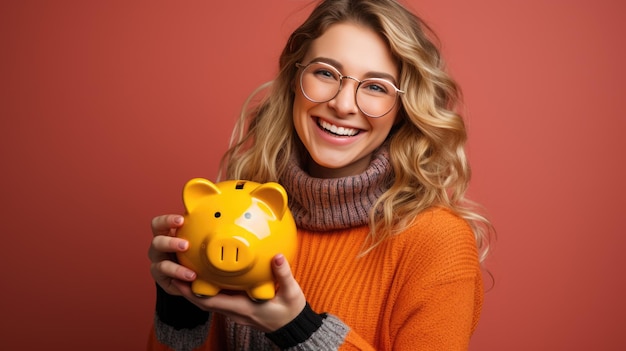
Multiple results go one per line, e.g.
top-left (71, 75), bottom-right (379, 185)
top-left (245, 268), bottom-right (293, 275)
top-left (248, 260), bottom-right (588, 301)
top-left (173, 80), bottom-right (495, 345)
top-left (292, 22), bottom-right (401, 178)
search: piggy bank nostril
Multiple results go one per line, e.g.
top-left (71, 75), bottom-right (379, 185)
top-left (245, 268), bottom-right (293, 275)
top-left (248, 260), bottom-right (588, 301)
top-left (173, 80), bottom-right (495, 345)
top-left (208, 237), bottom-right (253, 272)
top-left (220, 246), bottom-right (240, 261)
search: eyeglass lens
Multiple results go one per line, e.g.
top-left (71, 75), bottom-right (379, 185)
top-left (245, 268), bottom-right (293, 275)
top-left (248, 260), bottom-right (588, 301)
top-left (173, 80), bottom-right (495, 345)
top-left (299, 62), bottom-right (400, 118)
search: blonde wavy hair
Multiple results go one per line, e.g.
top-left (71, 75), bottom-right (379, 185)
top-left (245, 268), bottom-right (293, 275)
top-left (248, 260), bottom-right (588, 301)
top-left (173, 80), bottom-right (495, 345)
top-left (220, 0), bottom-right (494, 262)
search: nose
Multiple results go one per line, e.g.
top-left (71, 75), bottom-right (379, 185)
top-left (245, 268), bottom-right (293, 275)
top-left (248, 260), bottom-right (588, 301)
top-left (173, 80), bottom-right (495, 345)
top-left (327, 77), bottom-right (359, 117)
top-left (207, 236), bottom-right (254, 273)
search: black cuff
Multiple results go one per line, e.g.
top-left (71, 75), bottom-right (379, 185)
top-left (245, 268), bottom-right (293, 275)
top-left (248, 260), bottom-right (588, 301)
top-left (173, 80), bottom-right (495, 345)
top-left (265, 302), bottom-right (327, 349)
top-left (155, 283), bottom-right (210, 330)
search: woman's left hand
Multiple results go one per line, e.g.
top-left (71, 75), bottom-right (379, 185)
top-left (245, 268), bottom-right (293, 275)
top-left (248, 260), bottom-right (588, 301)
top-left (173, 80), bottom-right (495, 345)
top-left (172, 253), bottom-right (306, 333)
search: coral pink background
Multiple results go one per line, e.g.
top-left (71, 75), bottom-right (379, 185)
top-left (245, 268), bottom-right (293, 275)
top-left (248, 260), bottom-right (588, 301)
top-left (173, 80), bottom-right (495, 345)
top-left (1, 0), bottom-right (624, 349)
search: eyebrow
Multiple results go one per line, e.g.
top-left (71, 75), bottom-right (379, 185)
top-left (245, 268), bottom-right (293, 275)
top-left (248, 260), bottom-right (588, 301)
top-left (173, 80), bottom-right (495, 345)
top-left (307, 56), bottom-right (400, 85)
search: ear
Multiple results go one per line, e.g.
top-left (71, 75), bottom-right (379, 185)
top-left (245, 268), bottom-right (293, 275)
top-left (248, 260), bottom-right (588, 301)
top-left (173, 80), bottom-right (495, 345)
top-left (182, 178), bottom-right (221, 213)
top-left (249, 182), bottom-right (289, 220)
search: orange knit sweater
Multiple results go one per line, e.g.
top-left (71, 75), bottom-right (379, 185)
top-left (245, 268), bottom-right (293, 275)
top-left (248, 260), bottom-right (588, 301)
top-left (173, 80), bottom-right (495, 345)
top-left (148, 207), bottom-right (483, 350)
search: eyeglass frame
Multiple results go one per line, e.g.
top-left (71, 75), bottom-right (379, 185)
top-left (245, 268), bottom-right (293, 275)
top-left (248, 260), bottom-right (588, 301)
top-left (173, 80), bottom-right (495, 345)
top-left (295, 61), bottom-right (405, 118)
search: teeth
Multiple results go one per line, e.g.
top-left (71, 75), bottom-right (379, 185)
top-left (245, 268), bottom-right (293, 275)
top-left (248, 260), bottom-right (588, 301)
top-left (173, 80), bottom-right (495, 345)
top-left (319, 120), bottom-right (358, 136)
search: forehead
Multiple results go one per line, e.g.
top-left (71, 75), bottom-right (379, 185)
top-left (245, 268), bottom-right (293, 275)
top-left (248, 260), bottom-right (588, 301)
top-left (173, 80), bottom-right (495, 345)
top-left (303, 22), bottom-right (399, 80)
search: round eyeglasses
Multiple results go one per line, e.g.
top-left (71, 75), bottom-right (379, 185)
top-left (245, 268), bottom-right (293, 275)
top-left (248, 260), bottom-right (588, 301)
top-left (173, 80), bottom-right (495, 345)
top-left (296, 61), bottom-right (404, 118)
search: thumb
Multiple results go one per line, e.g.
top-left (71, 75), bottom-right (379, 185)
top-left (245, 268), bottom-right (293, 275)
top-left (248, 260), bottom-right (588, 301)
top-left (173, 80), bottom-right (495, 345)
top-left (272, 254), bottom-right (296, 287)
top-left (271, 254), bottom-right (305, 307)
top-left (272, 254), bottom-right (306, 325)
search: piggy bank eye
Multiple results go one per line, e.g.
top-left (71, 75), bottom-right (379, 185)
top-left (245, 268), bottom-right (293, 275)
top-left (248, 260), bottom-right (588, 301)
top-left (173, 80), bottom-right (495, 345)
top-left (244, 212), bottom-right (252, 219)
top-left (214, 212), bottom-right (221, 218)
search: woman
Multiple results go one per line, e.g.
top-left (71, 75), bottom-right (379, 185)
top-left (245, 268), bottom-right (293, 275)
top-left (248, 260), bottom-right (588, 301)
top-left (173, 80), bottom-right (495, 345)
top-left (148, 0), bottom-right (493, 349)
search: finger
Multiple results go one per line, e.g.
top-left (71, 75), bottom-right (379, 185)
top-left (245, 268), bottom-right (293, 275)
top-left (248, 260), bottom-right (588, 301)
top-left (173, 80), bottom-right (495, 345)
top-left (151, 214), bottom-right (184, 237)
top-left (174, 283), bottom-right (259, 326)
top-left (269, 255), bottom-right (307, 331)
top-left (151, 235), bottom-right (189, 253)
top-left (152, 259), bottom-right (196, 282)
top-left (171, 279), bottom-right (195, 295)
top-left (272, 254), bottom-right (304, 304)
top-left (272, 254), bottom-right (300, 290)
top-left (159, 277), bottom-right (192, 297)
top-left (190, 290), bottom-right (253, 316)
top-left (147, 236), bottom-right (189, 264)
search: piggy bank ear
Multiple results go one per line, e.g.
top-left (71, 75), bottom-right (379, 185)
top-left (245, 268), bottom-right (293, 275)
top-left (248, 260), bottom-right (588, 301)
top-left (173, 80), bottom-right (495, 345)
top-left (182, 178), bottom-right (221, 213)
top-left (250, 182), bottom-right (289, 220)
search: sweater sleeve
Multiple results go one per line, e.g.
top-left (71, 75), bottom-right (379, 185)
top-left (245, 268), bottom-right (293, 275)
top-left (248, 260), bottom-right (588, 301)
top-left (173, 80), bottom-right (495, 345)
top-left (294, 294), bottom-right (481, 351)
top-left (399, 278), bottom-right (481, 350)
top-left (265, 303), bottom-right (359, 350)
top-left (147, 209), bottom-right (483, 350)
top-left (388, 211), bottom-right (483, 350)
top-left (298, 211), bottom-right (482, 351)
top-left (148, 284), bottom-right (212, 351)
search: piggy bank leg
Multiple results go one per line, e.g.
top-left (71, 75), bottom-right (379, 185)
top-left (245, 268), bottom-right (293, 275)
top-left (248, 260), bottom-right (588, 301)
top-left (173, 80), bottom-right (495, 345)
top-left (248, 282), bottom-right (276, 301)
top-left (191, 280), bottom-right (221, 297)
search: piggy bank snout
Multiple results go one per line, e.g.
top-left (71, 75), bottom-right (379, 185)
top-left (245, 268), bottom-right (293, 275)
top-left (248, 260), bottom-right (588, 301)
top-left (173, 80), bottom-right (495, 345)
top-left (206, 236), bottom-right (255, 273)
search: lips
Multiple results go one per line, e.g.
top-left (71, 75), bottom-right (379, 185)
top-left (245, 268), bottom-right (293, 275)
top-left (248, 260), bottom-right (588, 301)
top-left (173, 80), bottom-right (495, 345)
top-left (317, 119), bottom-right (360, 136)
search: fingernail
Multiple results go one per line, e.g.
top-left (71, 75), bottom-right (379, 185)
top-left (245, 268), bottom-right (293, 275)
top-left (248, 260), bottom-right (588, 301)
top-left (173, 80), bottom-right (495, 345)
top-left (174, 216), bottom-right (183, 225)
top-left (274, 254), bottom-right (285, 266)
top-left (184, 270), bottom-right (196, 280)
top-left (178, 241), bottom-right (188, 250)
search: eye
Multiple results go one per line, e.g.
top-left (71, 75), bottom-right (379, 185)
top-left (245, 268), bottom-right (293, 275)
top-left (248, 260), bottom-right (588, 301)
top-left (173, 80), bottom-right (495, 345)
top-left (360, 80), bottom-right (390, 95)
top-left (313, 67), bottom-right (339, 81)
top-left (214, 212), bottom-right (221, 218)
top-left (244, 212), bottom-right (252, 219)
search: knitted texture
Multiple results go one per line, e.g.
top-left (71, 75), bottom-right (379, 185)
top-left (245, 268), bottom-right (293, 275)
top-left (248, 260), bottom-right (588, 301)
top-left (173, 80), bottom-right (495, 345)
top-left (265, 303), bottom-right (327, 348)
top-left (148, 209), bottom-right (483, 350)
top-left (281, 146), bottom-right (393, 231)
top-left (292, 210), bottom-right (483, 350)
top-left (148, 147), bottom-right (483, 350)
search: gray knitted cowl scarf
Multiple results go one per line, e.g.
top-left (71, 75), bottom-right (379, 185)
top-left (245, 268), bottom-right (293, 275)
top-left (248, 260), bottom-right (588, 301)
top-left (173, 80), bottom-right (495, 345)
top-left (279, 145), bottom-right (394, 232)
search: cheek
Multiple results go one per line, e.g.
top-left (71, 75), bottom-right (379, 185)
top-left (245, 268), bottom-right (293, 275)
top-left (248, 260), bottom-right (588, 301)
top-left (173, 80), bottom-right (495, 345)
top-left (292, 91), bottom-right (315, 124)
top-left (292, 95), bottom-right (302, 125)
top-left (373, 110), bottom-right (400, 136)
top-left (292, 93), bottom-right (302, 118)
top-left (292, 93), bottom-right (308, 137)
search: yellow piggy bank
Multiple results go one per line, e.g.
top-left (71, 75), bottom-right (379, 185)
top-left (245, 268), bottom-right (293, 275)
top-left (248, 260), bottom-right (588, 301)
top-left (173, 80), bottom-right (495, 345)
top-left (176, 178), bottom-right (297, 300)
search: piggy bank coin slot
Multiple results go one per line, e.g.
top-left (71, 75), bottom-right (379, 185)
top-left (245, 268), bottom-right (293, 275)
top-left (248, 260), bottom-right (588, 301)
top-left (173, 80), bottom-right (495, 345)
top-left (235, 181), bottom-right (246, 190)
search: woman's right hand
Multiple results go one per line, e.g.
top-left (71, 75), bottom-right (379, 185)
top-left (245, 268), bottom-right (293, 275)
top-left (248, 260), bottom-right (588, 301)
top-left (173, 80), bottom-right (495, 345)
top-left (148, 214), bottom-right (197, 296)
